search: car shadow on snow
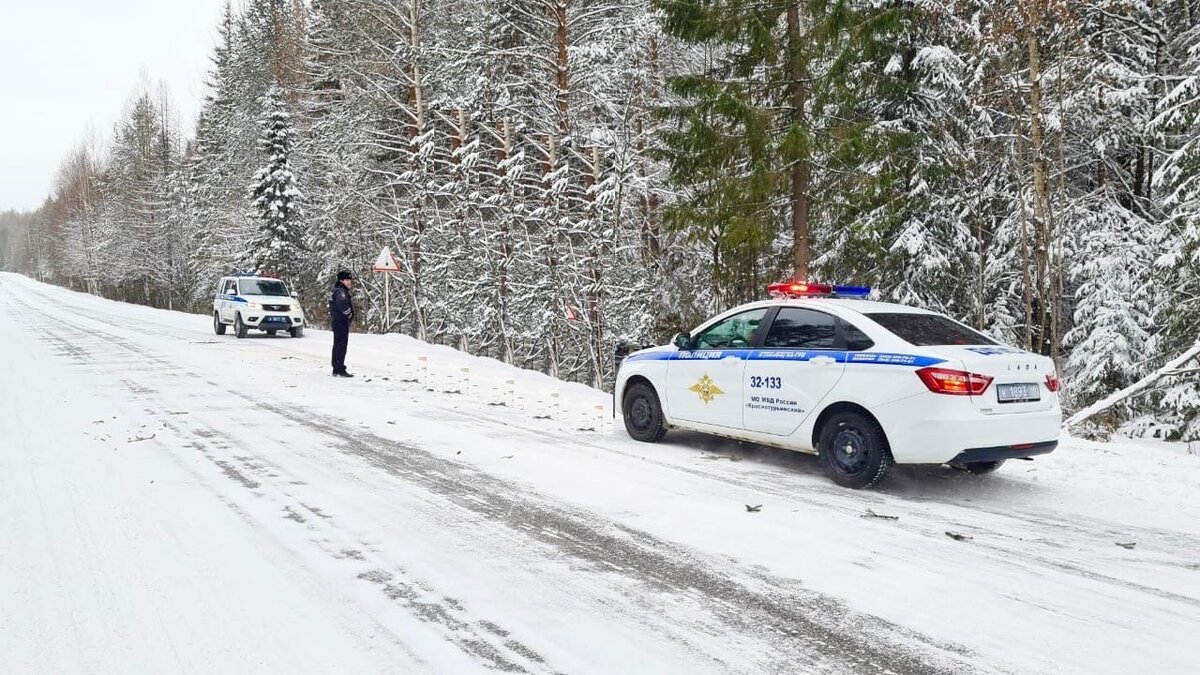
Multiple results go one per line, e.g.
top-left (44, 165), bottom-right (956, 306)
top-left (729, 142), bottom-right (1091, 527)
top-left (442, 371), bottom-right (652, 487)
top-left (659, 430), bottom-right (1040, 501)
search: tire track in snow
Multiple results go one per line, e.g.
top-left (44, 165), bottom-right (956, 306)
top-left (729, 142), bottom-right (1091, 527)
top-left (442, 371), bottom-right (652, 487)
top-left (397, 397), bottom-right (1200, 613)
top-left (263, 403), bottom-right (976, 675)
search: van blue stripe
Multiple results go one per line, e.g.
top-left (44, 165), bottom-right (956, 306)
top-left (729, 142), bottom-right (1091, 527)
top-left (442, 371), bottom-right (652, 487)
top-left (624, 349), bottom-right (945, 368)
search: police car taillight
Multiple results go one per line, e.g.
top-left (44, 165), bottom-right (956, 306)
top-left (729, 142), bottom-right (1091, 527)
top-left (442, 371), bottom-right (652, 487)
top-left (766, 281), bottom-right (871, 299)
top-left (1045, 372), bottom-right (1060, 392)
top-left (916, 367), bottom-right (993, 396)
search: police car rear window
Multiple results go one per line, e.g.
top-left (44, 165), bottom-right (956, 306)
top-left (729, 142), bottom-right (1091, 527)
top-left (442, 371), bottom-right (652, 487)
top-left (865, 313), bottom-right (997, 346)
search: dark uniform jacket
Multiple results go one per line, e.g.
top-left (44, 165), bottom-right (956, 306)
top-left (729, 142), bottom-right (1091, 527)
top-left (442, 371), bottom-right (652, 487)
top-left (329, 285), bottom-right (354, 325)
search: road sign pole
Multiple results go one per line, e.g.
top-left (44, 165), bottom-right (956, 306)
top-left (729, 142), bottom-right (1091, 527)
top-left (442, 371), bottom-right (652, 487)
top-left (373, 245), bottom-right (402, 334)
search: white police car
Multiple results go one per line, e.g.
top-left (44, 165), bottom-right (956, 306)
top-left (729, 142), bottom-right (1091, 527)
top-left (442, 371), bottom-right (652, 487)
top-left (615, 282), bottom-right (1061, 488)
top-left (213, 274), bottom-right (306, 338)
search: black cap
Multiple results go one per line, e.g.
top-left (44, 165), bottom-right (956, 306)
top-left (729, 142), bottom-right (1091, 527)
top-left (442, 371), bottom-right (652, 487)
top-left (337, 270), bottom-right (355, 281)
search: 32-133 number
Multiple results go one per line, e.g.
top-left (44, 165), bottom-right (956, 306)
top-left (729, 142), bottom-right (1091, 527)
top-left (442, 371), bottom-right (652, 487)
top-left (750, 376), bottom-right (782, 389)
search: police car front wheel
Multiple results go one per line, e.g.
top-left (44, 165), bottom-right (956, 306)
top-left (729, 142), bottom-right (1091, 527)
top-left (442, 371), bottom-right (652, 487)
top-left (818, 411), bottom-right (892, 489)
top-left (213, 312), bottom-right (226, 335)
top-left (622, 382), bottom-right (667, 443)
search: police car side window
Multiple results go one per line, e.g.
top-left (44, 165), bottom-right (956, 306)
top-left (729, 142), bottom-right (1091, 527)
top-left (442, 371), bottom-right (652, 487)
top-left (763, 308), bottom-right (837, 349)
top-left (694, 309), bottom-right (768, 350)
top-left (841, 319), bottom-right (875, 351)
top-left (223, 280), bottom-right (237, 295)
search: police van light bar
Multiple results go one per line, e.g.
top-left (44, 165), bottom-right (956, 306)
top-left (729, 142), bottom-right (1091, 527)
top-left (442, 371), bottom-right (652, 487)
top-left (766, 281), bottom-right (871, 299)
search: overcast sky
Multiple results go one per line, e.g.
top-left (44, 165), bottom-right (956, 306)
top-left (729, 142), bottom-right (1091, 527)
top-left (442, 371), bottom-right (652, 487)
top-left (0, 0), bottom-right (228, 212)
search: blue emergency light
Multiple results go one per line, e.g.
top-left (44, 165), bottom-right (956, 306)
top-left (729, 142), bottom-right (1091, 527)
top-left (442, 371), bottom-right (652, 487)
top-left (832, 284), bottom-right (871, 297)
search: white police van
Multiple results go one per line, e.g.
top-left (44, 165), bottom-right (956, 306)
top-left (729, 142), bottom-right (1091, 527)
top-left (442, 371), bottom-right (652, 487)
top-left (615, 282), bottom-right (1061, 488)
top-left (213, 274), bottom-right (306, 339)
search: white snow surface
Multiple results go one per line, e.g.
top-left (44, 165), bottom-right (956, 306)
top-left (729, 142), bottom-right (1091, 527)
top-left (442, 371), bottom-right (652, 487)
top-left (1, 272), bottom-right (1198, 674)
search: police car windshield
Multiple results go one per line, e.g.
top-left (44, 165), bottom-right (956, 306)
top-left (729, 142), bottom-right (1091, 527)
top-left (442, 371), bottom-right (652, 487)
top-left (865, 313), bottom-right (997, 346)
top-left (240, 279), bottom-right (289, 296)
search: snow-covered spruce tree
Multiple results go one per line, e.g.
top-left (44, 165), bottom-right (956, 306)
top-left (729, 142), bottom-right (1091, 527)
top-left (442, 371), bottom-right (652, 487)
top-left (1146, 6), bottom-right (1200, 439)
top-left (1054, 0), bottom-right (1167, 413)
top-left (187, 0), bottom-right (241, 303)
top-left (95, 86), bottom-right (179, 306)
top-left (294, 0), bottom-right (376, 321)
top-left (189, 0), bottom-right (308, 299)
top-left (814, 2), bottom-right (980, 320)
top-left (243, 87), bottom-right (307, 280)
top-left (1060, 202), bottom-right (1155, 409)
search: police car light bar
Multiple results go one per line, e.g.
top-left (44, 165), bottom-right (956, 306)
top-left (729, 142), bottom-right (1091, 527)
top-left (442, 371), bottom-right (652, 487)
top-left (766, 281), bottom-right (871, 299)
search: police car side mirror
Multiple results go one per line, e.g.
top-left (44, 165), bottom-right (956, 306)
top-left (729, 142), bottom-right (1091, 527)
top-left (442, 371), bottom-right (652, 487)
top-left (290, 292), bottom-right (299, 298)
top-left (673, 332), bottom-right (693, 350)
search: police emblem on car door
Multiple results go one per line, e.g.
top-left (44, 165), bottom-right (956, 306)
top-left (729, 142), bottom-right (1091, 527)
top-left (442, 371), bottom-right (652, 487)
top-left (689, 374), bottom-right (724, 404)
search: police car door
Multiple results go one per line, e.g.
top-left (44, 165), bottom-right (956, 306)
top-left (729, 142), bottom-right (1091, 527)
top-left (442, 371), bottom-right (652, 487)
top-left (743, 307), bottom-right (846, 436)
top-left (224, 278), bottom-right (241, 321)
top-left (666, 308), bottom-right (768, 429)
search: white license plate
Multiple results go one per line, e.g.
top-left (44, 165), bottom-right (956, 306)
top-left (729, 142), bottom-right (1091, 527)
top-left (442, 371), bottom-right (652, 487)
top-left (997, 383), bottom-right (1040, 403)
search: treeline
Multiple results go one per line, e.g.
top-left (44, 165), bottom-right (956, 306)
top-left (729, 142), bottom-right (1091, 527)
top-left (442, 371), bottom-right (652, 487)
top-left (2, 0), bottom-right (1200, 437)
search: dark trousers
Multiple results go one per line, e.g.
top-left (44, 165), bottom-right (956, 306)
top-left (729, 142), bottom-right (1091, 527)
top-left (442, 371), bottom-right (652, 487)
top-left (331, 321), bottom-right (350, 373)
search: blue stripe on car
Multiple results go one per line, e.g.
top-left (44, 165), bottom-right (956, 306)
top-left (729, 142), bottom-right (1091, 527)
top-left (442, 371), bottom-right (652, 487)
top-left (623, 349), bottom-right (946, 367)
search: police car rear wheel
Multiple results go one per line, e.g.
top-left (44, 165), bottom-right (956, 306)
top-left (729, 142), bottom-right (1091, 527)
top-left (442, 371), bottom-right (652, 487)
top-left (234, 314), bottom-right (248, 339)
top-left (623, 382), bottom-right (667, 443)
top-left (818, 412), bottom-right (892, 489)
top-left (213, 312), bottom-right (226, 335)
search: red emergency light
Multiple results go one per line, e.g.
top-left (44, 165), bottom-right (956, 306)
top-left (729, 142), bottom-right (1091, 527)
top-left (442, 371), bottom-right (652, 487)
top-left (767, 281), bottom-right (833, 297)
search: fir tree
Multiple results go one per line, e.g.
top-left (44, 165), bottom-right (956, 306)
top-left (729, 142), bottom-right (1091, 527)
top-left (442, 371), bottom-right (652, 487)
top-left (655, 0), bottom-right (906, 305)
top-left (244, 87), bottom-right (307, 279)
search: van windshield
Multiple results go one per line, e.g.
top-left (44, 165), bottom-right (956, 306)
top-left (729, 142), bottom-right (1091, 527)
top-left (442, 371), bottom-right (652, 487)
top-left (239, 279), bottom-right (289, 296)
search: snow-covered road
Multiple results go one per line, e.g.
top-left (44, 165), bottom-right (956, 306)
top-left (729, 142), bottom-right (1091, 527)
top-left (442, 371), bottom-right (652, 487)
top-left (2, 272), bottom-right (1197, 674)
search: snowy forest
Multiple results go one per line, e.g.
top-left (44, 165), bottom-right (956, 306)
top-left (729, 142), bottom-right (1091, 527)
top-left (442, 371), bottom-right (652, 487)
top-left (2, 0), bottom-right (1200, 439)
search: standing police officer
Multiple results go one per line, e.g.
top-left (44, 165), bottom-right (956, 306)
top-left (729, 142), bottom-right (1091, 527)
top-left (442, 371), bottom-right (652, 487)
top-left (330, 270), bottom-right (355, 377)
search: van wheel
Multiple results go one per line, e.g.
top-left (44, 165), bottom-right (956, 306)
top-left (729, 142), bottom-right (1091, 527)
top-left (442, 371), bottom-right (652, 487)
top-left (622, 382), bottom-right (667, 443)
top-left (818, 411), bottom-right (892, 489)
top-left (213, 312), bottom-right (226, 335)
top-left (234, 314), bottom-right (248, 339)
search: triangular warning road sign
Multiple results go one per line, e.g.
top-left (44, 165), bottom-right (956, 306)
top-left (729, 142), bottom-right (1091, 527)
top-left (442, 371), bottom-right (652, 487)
top-left (372, 246), bottom-right (402, 272)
